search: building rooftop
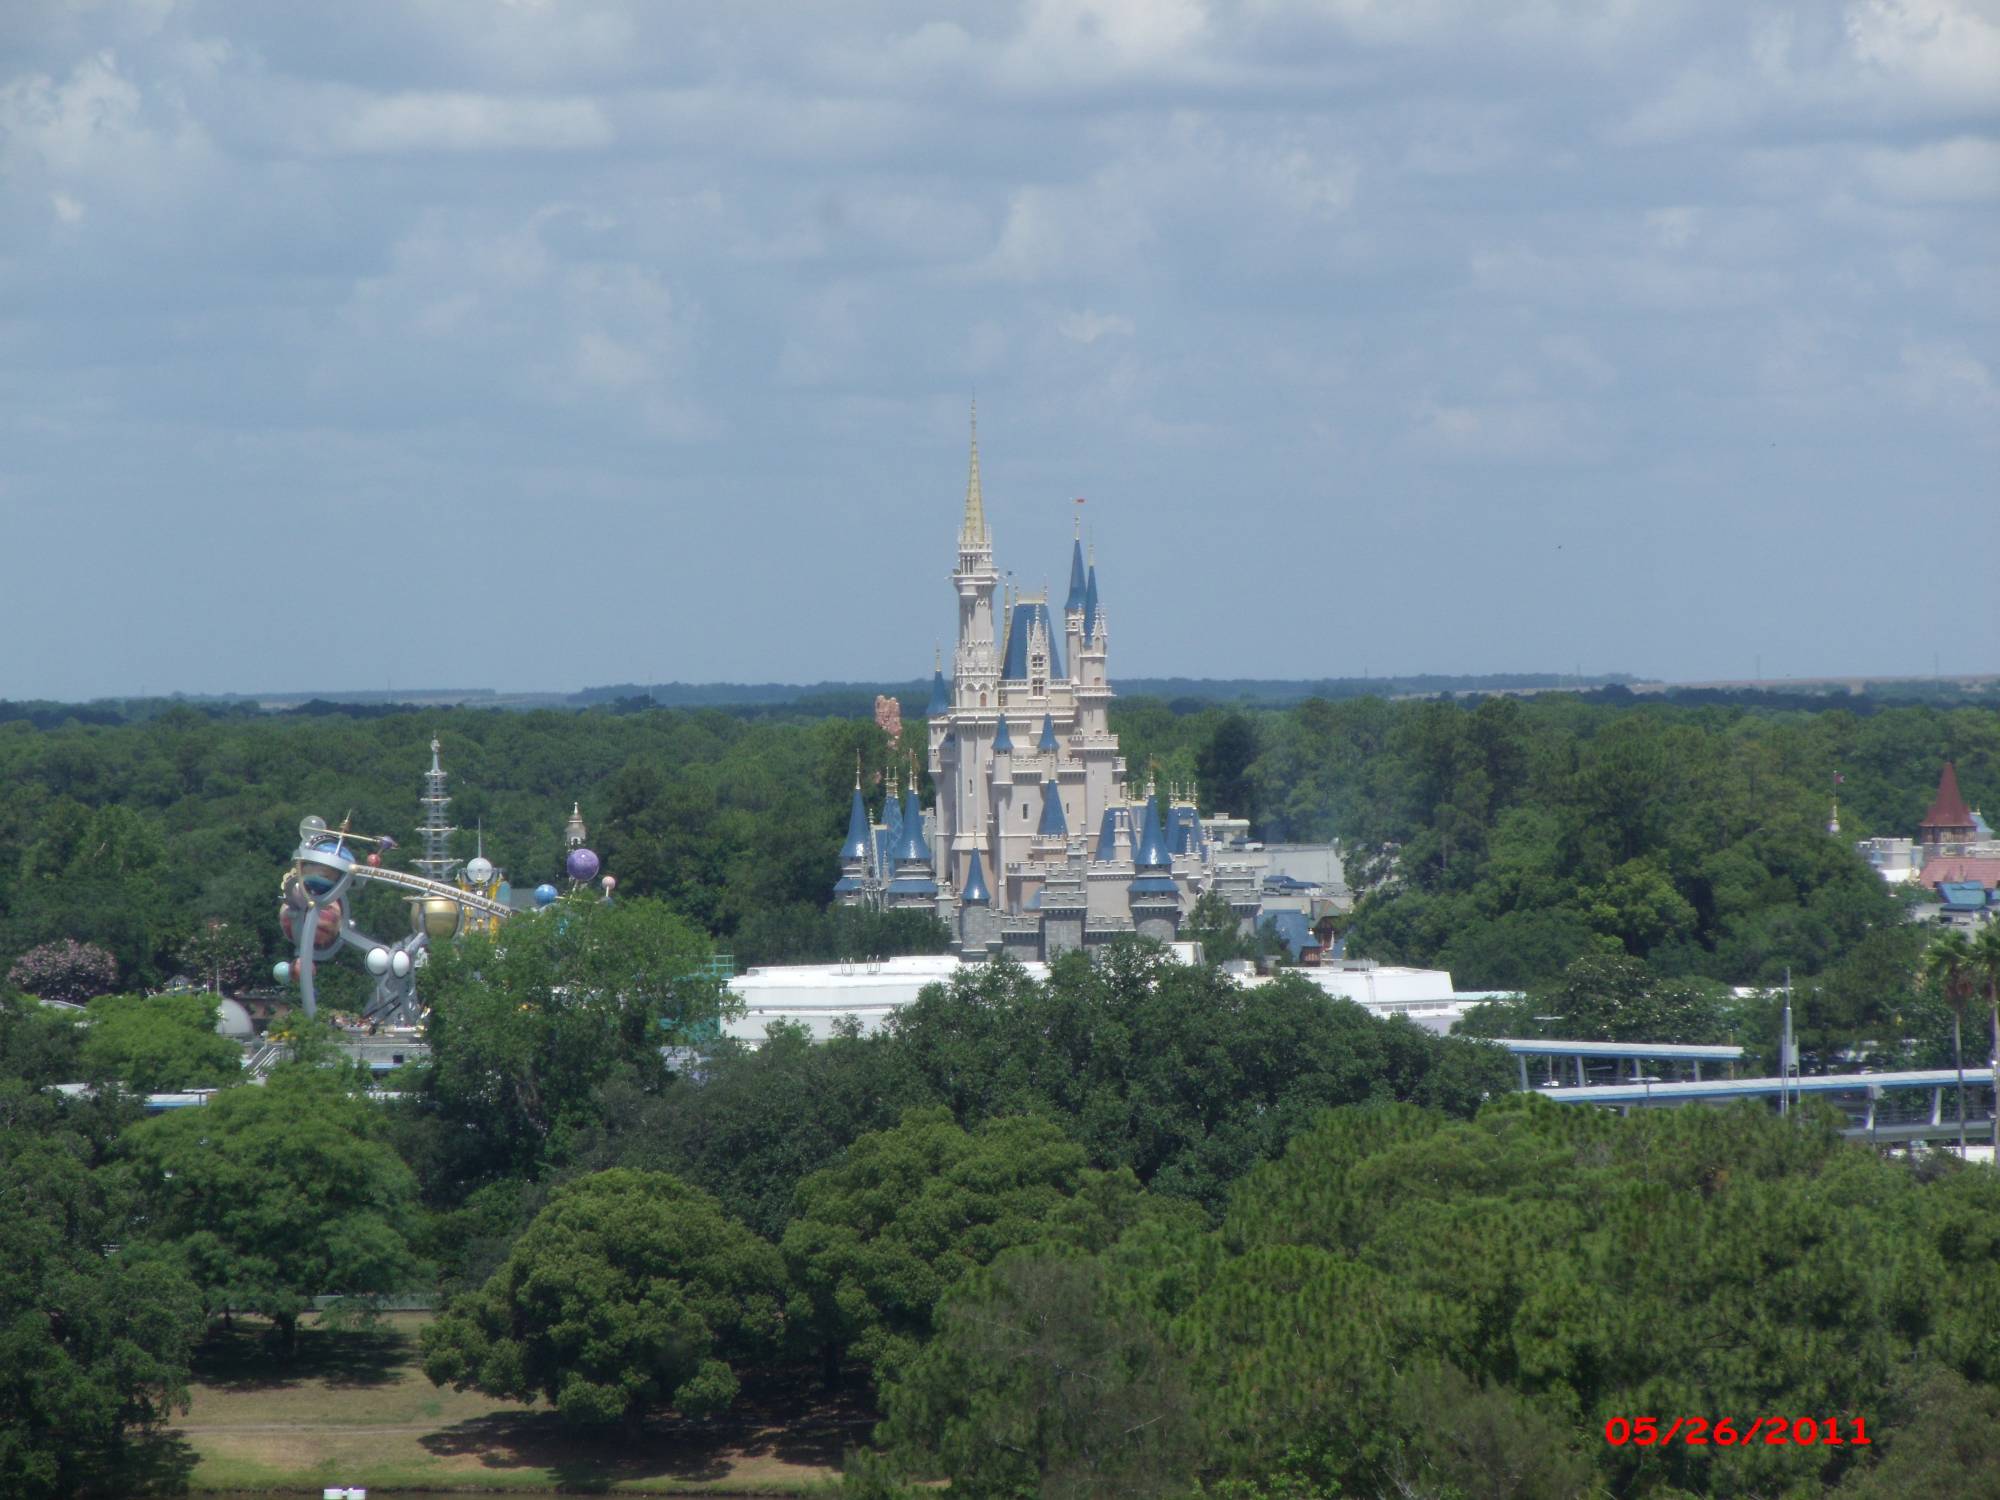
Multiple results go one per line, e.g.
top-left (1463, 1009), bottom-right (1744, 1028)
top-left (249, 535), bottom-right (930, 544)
top-left (1922, 761), bottom-right (1976, 832)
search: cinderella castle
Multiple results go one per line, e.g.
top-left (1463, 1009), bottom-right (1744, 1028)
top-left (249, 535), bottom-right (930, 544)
top-left (834, 414), bottom-right (1265, 960)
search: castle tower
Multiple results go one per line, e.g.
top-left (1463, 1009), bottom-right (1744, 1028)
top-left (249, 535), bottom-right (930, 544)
top-left (1127, 790), bottom-right (1182, 943)
top-left (958, 847), bottom-right (997, 956)
top-left (953, 406), bottom-right (1000, 708)
top-left (1075, 553), bottom-right (1118, 830)
top-left (564, 801), bottom-right (588, 850)
top-left (1063, 523), bottom-right (1087, 680)
top-left (836, 758), bottom-right (871, 903)
top-left (885, 774), bottom-right (939, 910)
top-left (1920, 761), bottom-right (1977, 857)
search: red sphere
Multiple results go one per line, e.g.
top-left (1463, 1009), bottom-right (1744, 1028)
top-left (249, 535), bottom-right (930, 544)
top-left (366, 852), bottom-right (382, 867)
top-left (279, 900), bottom-right (343, 951)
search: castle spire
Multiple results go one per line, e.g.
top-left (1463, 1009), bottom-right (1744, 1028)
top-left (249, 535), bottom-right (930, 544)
top-left (1065, 524), bottom-right (1088, 613)
top-left (961, 401), bottom-right (987, 548)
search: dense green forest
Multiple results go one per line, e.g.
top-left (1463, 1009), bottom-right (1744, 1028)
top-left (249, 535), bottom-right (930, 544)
top-left (6, 921), bottom-right (1997, 1497)
top-left (5, 689), bottom-right (2000, 1495)
top-left (0, 689), bottom-right (1986, 1041)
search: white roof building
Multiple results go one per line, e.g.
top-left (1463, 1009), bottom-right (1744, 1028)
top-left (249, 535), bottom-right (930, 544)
top-left (723, 944), bottom-right (1205, 1044)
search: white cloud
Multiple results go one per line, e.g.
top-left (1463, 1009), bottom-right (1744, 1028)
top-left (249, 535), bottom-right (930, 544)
top-left (1888, 338), bottom-right (2000, 430)
top-left (1846, 0), bottom-right (2000, 114)
top-left (0, 48), bottom-right (211, 195)
top-left (329, 91), bottom-right (613, 153)
top-left (1057, 308), bottom-right (1134, 343)
top-left (1414, 396), bottom-right (1591, 463)
top-left (1860, 135), bottom-right (2000, 201)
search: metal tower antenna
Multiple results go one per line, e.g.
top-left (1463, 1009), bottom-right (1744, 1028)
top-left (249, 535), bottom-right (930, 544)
top-left (415, 736), bottom-right (460, 884)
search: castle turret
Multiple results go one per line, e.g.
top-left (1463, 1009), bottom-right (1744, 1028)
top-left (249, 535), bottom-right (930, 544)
top-left (952, 406), bottom-right (1000, 710)
top-left (1076, 554), bottom-right (1117, 833)
top-left (1037, 778), bottom-right (1068, 838)
top-left (886, 774), bottom-right (938, 908)
top-left (957, 847), bottom-right (998, 957)
top-left (1128, 791), bottom-right (1182, 942)
top-left (836, 758), bottom-right (871, 902)
top-left (927, 648), bottom-right (950, 718)
top-left (1063, 524), bottom-right (1087, 679)
top-left (1920, 761), bottom-right (1977, 855)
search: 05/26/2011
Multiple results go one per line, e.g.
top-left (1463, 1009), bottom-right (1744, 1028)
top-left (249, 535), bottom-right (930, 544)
top-left (1604, 1416), bottom-right (1872, 1448)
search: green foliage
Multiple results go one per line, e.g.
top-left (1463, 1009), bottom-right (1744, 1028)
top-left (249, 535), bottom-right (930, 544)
top-left (1181, 890), bottom-right (1287, 967)
top-left (420, 1169), bottom-right (786, 1427)
top-left (417, 894), bottom-right (726, 1180)
top-left (782, 1109), bottom-right (1170, 1381)
top-left (120, 1067), bottom-right (424, 1346)
top-left (0, 994), bottom-right (83, 1086)
top-left (1457, 952), bottom-right (1734, 1046)
top-left (871, 1254), bottom-right (1201, 1500)
top-left (0, 1117), bottom-right (204, 1499)
top-left (561, 1021), bottom-right (907, 1242)
top-left (79, 991), bottom-right (244, 1093)
top-left (882, 945), bottom-right (1514, 1211)
top-left (868, 1097), bottom-right (2000, 1499)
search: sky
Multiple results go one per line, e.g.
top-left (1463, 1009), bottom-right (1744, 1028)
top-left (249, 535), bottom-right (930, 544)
top-left (2, 0), bottom-right (1996, 699)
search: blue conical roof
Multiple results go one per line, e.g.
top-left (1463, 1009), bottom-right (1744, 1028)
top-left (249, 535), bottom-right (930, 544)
top-left (1066, 537), bottom-right (1087, 612)
top-left (899, 786), bottom-right (931, 863)
top-left (992, 715), bottom-right (1013, 753)
top-left (927, 666), bottom-right (949, 717)
top-left (882, 785), bottom-right (904, 855)
top-left (1038, 713), bottom-right (1059, 753)
top-left (1037, 780), bottom-right (1067, 837)
top-left (1001, 599), bottom-right (1065, 680)
top-left (961, 848), bottom-right (990, 905)
top-left (841, 787), bottom-right (870, 860)
top-left (1083, 564), bottom-right (1099, 644)
top-left (1133, 793), bottom-right (1171, 870)
top-left (1095, 805), bottom-right (1121, 862)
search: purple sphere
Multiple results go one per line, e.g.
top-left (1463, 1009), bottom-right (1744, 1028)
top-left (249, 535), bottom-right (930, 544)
top-left (566, 847), bottom-right (601, 883)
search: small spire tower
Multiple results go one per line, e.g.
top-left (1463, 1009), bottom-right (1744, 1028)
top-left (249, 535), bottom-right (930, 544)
top-left (415, 738), bottom-right (459, 883)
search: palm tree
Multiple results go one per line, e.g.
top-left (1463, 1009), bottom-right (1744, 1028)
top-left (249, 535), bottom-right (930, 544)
top-left (1921, 929), bottom-right (1975, 1156)
top-left (1974, 920), bottom-right (2000, 1158)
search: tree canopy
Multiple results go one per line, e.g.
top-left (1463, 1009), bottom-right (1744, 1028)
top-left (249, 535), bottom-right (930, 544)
top-left (0, 1110), bottom-right (203, 1499)
top-left (120, 1067), bottom-right (424, 1347)
top-left (79, 991), bottom-right (243, 1093)
top-left (421, 1169), bottom-right (787, 1428)
top-left (415, 894), bottom-right (728, 1180)
top-left (782, 1109), bottom-right (1170, 1382)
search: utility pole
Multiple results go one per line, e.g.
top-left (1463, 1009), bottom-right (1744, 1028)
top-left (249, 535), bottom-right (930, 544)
top-left (1779, 971), bottom-right (1794, 1120)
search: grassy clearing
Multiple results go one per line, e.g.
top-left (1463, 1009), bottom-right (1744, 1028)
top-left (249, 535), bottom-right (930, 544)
top-left (173, 1312), bottom-right (861, 1495)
